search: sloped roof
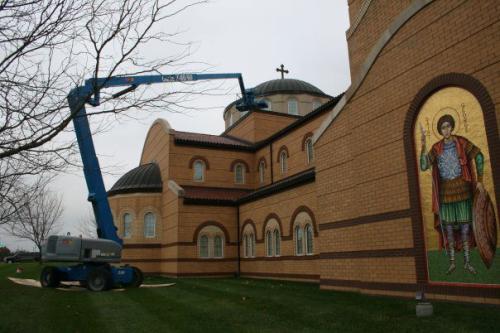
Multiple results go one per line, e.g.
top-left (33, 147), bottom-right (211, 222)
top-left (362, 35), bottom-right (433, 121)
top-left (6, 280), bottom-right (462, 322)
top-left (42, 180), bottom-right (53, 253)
top-left (173, 130), bottom-right (254, 150)
top-left (182, 186), bottom-right (253, 206)
top-left (108, 163), bottom-right (162, 196)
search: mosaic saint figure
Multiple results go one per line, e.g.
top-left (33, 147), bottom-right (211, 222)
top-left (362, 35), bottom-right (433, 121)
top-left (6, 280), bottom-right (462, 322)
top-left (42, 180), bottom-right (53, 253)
top-left (420, 114), bottom-right (484, 275)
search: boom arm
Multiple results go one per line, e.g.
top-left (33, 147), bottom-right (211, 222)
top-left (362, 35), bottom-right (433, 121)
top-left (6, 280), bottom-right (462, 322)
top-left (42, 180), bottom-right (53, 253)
top-left (68, 73), bottom-right (258, 245)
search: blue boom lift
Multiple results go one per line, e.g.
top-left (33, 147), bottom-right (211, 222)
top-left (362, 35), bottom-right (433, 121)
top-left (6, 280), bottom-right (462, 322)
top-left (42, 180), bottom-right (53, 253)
top-left (40, 73), bottom-right (263, 291)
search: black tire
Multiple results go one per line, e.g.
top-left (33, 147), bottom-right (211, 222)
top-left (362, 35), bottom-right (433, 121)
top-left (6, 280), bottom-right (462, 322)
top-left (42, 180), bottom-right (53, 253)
top-left (130, 267), bottom-right (143, 288)
top-left (87, 267), bottom-right (112, 292)
top-left (40, 266), bottom-right (60, 288)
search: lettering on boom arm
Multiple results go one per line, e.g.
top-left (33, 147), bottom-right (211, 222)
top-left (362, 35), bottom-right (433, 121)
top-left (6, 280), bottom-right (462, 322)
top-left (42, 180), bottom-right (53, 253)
top-left (162, 74), bottom-right (194, 82)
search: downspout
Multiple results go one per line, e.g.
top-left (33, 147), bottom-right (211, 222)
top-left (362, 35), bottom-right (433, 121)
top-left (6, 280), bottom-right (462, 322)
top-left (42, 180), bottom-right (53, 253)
top-left (236, 204), bottom-right (241, 278)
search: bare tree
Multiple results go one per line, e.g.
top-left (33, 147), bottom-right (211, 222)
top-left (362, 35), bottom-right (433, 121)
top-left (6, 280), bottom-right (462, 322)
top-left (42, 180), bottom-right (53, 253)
top-left (0, 0), bottom-right (210, 224)
top-left (5, 183), bottom-right (63, 254)
top-left (76, 206), bottom-right (98, 239)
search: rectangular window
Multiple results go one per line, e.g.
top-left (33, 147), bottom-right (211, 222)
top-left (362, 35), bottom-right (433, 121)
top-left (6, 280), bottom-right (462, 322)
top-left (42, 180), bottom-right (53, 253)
top-left (288, 99), bottom-right (298, 115)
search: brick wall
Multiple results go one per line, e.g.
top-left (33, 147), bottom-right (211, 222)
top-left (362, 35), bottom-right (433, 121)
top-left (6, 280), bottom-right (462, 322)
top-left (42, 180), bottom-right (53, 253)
top-left (316, 0), bottom-right (500, 304)
top-left (239, 182), bottom-right (319, 281)
top-left (224, 111), bottom-right (297, 143)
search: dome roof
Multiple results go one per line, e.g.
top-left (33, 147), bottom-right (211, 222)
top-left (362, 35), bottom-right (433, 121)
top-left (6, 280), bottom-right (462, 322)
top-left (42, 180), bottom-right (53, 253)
top-left (252, 78), bottom-right (326, 97)
top-left (108, 163), bottom-right (162, 196)
top-left (224, 78), bottom-right (330, 116)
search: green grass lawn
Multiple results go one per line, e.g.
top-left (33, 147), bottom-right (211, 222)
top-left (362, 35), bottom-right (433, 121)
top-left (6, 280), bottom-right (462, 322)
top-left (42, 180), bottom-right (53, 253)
top-left (0, 263), bottom-right (499, 333)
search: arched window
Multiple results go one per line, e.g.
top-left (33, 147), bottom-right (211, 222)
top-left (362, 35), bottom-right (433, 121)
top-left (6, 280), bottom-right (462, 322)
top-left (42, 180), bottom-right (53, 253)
top-left (305, 138), bottom-right (314, 164)
top-left (199, 235), bottom-right (209, 258)
top-left (312, 100), bottom-right (322, 111)
top-left (305, 224), bottom-right (314, 255)
top-left (280, 150), bottom-right (288, 175)
top-left (234, 163), bottom-right (245, 184)
top-left (229, 113), bottom-right (234, 126)
top-left (193, 160), bottom-right (205, 182)
top-left (288, 98), bottom-right (298, 115)
top-left (295, 226), bottom-right (303, 255)
top-left (273, 229), bottom-right (281, 256)
top-left (262, 99), bottom-right (272, 111)
top-left (259, 160), bottom-right (265, 184)
top-left (198, 224), bottom-right (225, 259)
top-left (144, 212), bottom-right (156, 238)
top-left (243, 233), bottom-right (255, 258)
top-left (123, 213), bottom-right (132, 238)
top-left (214, 235), bottom-right (223, 258)
top-left (266, 230), bottom-right (273, 257)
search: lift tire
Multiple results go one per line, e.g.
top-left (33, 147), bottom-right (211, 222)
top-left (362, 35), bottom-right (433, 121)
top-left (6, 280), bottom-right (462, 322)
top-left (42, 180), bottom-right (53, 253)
top-left (40, 266), bottom-right (60, 288)
top-left (87, 267), bottom-right (112, 292)
top-left (130, 266), bottom-right (143, 288)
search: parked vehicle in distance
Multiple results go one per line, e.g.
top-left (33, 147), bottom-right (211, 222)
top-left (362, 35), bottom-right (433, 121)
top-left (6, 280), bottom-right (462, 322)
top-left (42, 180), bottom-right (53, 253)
top-left (3, 252), bottom-right (40, 263)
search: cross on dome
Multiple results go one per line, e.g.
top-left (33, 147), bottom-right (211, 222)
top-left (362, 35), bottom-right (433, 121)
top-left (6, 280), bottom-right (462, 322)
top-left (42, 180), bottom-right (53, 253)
top-left (276, 64), bottom-right (289, 79)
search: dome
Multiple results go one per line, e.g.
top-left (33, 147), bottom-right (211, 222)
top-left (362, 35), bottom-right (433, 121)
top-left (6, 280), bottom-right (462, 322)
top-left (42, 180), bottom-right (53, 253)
top-left (108, 163), bottom-right (162, 196)
top-left (224, 78), bottom-right (330, 116)
top-left (252, 78), bottom-right (326, 97)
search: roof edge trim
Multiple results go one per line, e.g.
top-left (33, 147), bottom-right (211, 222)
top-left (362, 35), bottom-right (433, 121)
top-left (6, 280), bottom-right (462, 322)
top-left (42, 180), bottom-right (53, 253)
top-left (140, 118), bottom-right (173, 164)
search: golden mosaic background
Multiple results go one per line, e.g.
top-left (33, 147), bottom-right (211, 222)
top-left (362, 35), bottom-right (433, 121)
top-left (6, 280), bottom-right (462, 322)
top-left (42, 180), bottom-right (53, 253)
top-left (414, 87), bottom-right (499, 251)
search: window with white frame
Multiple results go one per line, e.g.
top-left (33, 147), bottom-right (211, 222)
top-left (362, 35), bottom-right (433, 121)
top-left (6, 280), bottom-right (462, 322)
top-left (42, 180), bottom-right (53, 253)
top-left (243, 232), bottom-right (256, 258)
top-left (295, 226), bottom-right (303, 255)
top-left (266, 230), bottom-right (273, 257)
top-left (265, 219), bottom-right (281, 257)
top-left (293, 211), bottom-right (314, 256)
top-left (250, 233), bottom-right (255, 257)
top-left (312, 100), bottom-right (322, 111)
top-left (280, 150), bottom-right (288, 175)
top-left (305, 138), bottom-right (314, 164)
top-left (144, 212), bottom-right (156, 238)
top-left (258, 160), bottom-right (265, 184)
top-left (193, 160), bottom-right (205, 182)
top-left (198, 225), bottom-right (225, 259)
top-left (305, 224), bottom-right (314, 255)
top-left (123, 213), bottom-right (132, 238)
top-left (288, 98), bottom-right (298, 115)
top-left (199, 235), bottom-right (209, 258)
top-left (273, 229), bottom-right (281, 256)
top-left (234, 163), bottom-right (245, 184)
top-left (214, 235), bottom-right (223, 258)
top-left (244, 235), bottom-right (249, 257)
top-left (243, 224), bottom-right (256, 258)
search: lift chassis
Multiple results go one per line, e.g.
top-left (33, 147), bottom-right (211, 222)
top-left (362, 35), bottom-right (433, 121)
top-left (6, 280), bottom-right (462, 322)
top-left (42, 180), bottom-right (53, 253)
top-left (40, 73), bottom-right (262, 291)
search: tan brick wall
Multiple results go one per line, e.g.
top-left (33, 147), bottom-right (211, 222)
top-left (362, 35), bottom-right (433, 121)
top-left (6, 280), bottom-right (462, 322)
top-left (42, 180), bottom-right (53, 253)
top-left (239, 182), bottom-right (318, 278)
top-left (109, 193), bottom-right (162, 243)
top-left (176, 202), bottom-right (238, 274)
top-left (270, 112), bottom-right (329, 182)
top-left (316, 0), bottom-right (500, 304)
top-left (224, 111), bottom-right (297, 143)
top-left (169, 142), bottom-right (255, 189)
top-left (347, 0), bottom-right (412, 80)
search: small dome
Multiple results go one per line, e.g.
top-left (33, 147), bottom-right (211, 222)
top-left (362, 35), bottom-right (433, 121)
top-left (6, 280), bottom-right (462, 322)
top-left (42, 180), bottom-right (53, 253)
top-left (108, 163), bottom-right (162, 196)
top-left (253, 78), bottom-right (326, 97)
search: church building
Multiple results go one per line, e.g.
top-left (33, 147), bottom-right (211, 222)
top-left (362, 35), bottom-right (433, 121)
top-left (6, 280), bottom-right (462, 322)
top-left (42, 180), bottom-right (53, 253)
top-left (108, 0), bottom-right (500, 305)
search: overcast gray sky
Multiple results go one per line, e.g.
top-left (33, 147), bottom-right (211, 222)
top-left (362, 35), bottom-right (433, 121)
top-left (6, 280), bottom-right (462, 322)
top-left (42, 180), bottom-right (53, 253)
top-left (1, 0), bottom-right (351, 251)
